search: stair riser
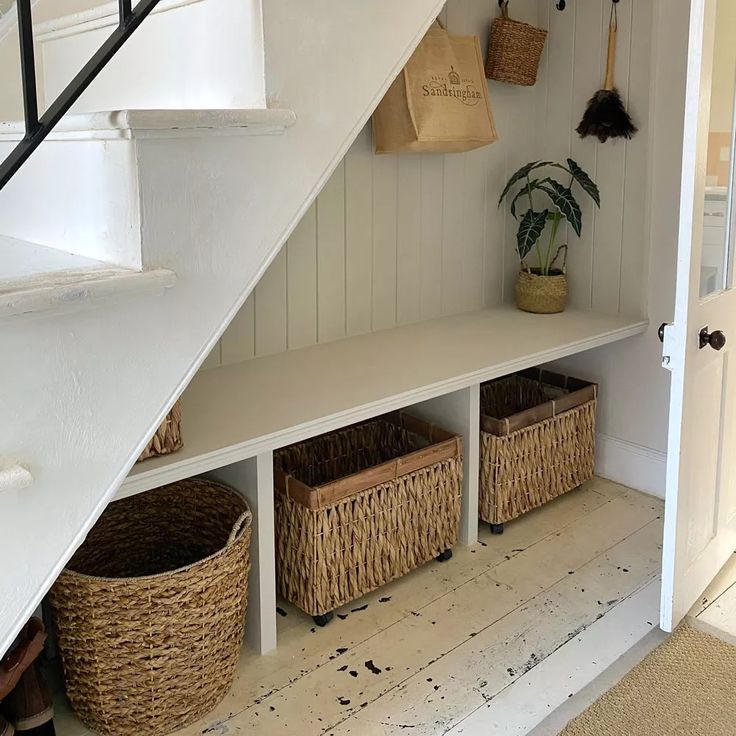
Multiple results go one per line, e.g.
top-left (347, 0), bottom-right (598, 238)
top-left (0, 137), bottom-right (142, 268)
top-left (37, 0), bottom-right (266, 113)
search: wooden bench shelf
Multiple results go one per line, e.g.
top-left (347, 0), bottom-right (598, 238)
top-left (123, 306), bottom-right (647, 498)
top-left (118, 306), bottom-right (647, 655)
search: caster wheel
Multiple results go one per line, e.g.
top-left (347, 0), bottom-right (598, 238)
top-left (490, 523), bottom-right (505, 535)
top-left (436, 548), bottom-right (453, 562)
top-left (313, 612), bottom-right (334, 627)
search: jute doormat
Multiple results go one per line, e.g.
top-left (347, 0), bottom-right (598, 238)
top-left (560, 621), bottom-right (736, 735)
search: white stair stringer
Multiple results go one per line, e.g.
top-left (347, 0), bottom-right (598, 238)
top-left (0, 0), bottom-right (446, 656)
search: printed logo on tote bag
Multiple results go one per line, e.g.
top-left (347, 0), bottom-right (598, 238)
top-left (422, 66), bottom-right (484, 106)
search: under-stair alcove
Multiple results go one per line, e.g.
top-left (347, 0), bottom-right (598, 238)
top-left (2, 0), bottom-right (681, 732)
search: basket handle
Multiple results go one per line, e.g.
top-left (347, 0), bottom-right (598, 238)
top-left (498, 0), bottom-right (510, 20)
top-left (549, 244), bottom-right (568, 273)
top-left (226, 510), bottom-right (252, 547)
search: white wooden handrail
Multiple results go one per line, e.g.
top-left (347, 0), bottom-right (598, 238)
top-left (0, 464), bottom-right (33, 493)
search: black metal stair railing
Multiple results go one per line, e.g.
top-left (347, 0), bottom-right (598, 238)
top-left (0, 0), bottom-right (162, 191)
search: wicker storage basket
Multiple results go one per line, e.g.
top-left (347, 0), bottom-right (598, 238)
top-left (485, 2), bottom-right (548, 86)
top-left (274, 412), bottom-right (463, 620)
top-left (479, 369), bottom-right (596, 531)
top-left (48, 480), bottom-right (252, 736)
top-left (137, 399), bottom-right (183, 462)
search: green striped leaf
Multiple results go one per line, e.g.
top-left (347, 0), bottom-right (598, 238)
top-left (566, 158), bottom-right (600, 206)
top-left (517, 209), bottom-right (548, 259)
top-left (499, 161), bottom-right (552, 206)
top-left (539, 180), bottom-right (583, 237)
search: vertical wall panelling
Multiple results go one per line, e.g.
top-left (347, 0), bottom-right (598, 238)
top-left (254, 247), bottom-right (288, 357)
top-left (213, 0), bottom-right (653, 371)
top-left (372, 154), bottom-right (399, 331)
top-left (220, 293), bottom-right (255, 365)
top-left (494, 0), bottom-right (541, 299)
top-left (501, 83), bottom-right (538, 299)
top-left (619, 0), bottom-right (653, 317)
top-left (484, 0), bottom-right (512, 309)
top-left (542, 0), bottom-right (576, 300)
top-left (441, 153), bottom-right (469, 315)
top-left (316, 160), bottom-right (347, 343)
top-left (287, 203), bottom-right (318, 350)
top-left (419, 154), bottom-right (445, 320)
top-left (591, 0), bottom-right (632, 315)
top-left (345, 127), bottom-right (374, 336)
top-left (447, 0), bottom-right (488, 314)
top-left (464, 149), bottom-right (488, 312)
top-left (199, 339), bottom-right (222, 370)
top-left (567, 0), bottom-right (603, 311)
top-left (396, 156), bottom-right (423, 324)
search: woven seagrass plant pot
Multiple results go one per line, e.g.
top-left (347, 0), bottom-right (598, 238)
top-left (274, 412), bottom-right (463, 623)
top-left (515, 268), bottom-right (568, 314)
top-left (48, 480), bottom-right (251, 736)
top-left (479, 369), bottom-right (596, 533)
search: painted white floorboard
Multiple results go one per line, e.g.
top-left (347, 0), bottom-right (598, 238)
top-left (53, 481), bottom-right (663, 736)
top-left (445, 578), bottom-right (661, 736)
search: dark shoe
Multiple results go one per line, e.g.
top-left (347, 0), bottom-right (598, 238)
top-left (1, 661), bottom-right (54, 734)
top-left (0, 619), bottom-right (46, 701)
top-left (0, 715), bottom-right (14, 736)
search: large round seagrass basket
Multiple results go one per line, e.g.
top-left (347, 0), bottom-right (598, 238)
top-left (485, 2), bottom-right (547, 86)
top-left (48, 480), bottom-right (252, 736)
top-left (274, 412), bottom-right (463, 620)
top-left (479, 369), bottom-right (596, 531)
top-left (515, 268), bottom-right (568, 314)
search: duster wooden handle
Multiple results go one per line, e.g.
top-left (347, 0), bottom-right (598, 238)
top-left (604, 21), bottom-right (617, 90)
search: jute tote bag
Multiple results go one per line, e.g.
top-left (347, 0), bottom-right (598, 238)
top-left (373, 22), bottom-right (498, 153)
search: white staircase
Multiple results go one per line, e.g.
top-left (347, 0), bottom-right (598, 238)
top-left (0, 0), bottom-right (446, 656)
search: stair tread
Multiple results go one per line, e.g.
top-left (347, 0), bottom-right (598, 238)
top-left (0, 236), bottom-right (176, 317)
top-left (0, 109), bottom-right (297, 141)
top-left (0, 236), bottom-right (110, 285)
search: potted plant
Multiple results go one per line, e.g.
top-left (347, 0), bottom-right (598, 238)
top-left (499, 159), bottom-right (600, 313)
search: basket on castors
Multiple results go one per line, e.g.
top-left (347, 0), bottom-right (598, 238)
top-left (48, 480), bottom-right (252, 736)
top-left (479, 369), bottom-right (596, 533)
top-left (485, 1), bottom-right (547, 86)
top-left (274, 411), bottom-right (463, 626)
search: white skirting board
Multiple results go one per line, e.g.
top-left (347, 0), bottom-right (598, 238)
top-left (595, 434), bottom-right (667, 500)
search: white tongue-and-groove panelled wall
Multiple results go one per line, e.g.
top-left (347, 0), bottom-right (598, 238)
top-left (202, 0), bottom-right (666, 493)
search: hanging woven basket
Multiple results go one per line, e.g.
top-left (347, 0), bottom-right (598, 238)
top-left (485, 1), bottom-right (548, 86)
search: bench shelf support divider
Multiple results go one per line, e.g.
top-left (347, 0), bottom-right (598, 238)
top-left (411, 385), bottom-right (481, 547)
top-left (206, 451), bottom-right (277, 655)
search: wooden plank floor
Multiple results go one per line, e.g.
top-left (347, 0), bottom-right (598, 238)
top-left (54, 478), bottom-right (663, 736)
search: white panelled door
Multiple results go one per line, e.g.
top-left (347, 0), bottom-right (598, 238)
top-left (661, 0), bottom-right (736, 630)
